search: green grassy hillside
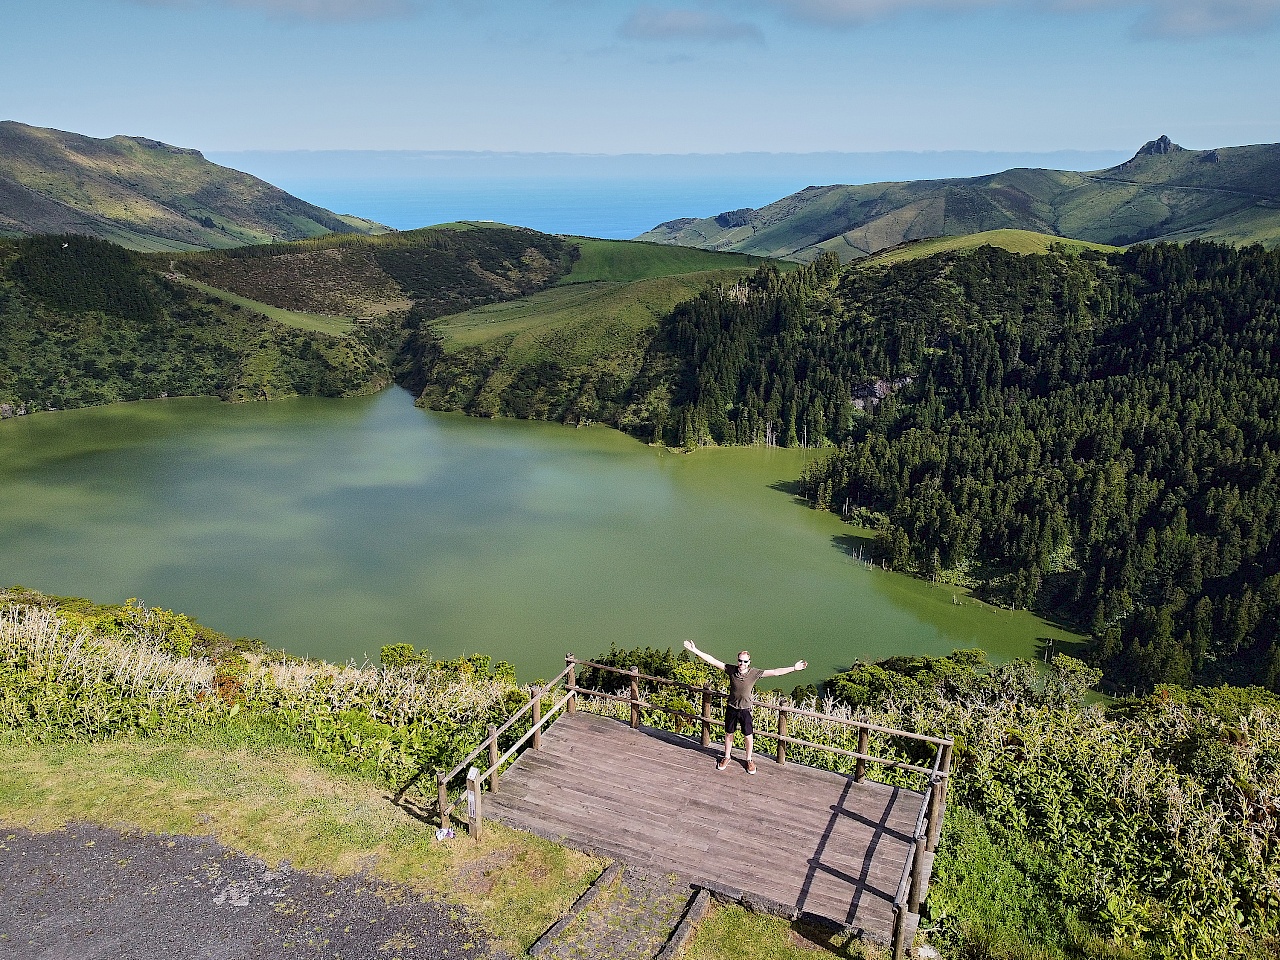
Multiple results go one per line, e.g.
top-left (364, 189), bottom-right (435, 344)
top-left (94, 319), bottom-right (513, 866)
top-left (170, 225), bottom-right (575, 321)
top-left (414, 239), bottom-right (769, 421)
top-left (559, 238), bottom-right (772, 283)
top-left (0, 222), bottom-right (775, 426)
top-left (174, 277), bottom-right (358, 337)
top-left (419, 269), bottom-right (752, 421)
top-left (165, 229), bottom-right (770, 424)
top-left (0, 121), bottom-right (388, 252)
top-left (638, 137), bottom-right (1280, 262)
top-left (861, 229), bottom-right (1120, 267)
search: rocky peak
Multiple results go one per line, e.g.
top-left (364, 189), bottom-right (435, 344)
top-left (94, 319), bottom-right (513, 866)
top-left (1134, 135), bottom-right (1183, 157)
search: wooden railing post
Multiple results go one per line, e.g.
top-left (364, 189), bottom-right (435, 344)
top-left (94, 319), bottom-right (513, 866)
top-left (909, 834), bottom-right (927, 912)
top-left (926, 743), bottom-right (952, 851)
top-left (700, 684), bottom-right (712, 747)
top-left (532, 687), bottom-right (542, 751)
top-left (466, 766), bottom-right (482, 839)
top-left (855, 725), bottom-right (870, 782)
top-left (437, 770), bottom-right (449, 827)
top-left (629, 666), bottom-right (641, 729)
top-left (566, 655), bottom-right (577, 714)
top-left (776, 709), bottom-right (788, 765)
top-left (488, 724), bottom-right (500, 792)
top-left (891, 904), bottom-right (908, 960)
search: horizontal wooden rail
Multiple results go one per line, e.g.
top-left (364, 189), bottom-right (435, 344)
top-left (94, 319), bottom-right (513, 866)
top-left (436, 663), bottom-right (575, 836)
top-left (571, 657), bottom-right (953, 749)
top-left (761, 732), bottom-right (943, 779)
top-left (580, 687), bottom-right (948, 779)
top-left (776, 703), bottom-right (953, 748)
top-left (440, 662), bottom-right (574, 785)
top-left (567, 657), bottom-right (954, 784)
top-left (483, 689), bottom-right (574, 783)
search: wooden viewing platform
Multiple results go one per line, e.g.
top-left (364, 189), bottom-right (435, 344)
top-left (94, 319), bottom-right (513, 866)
top-left (417, 657), bottom-right (953, 958)
top-left (484, 710), bottom-right (923, 943)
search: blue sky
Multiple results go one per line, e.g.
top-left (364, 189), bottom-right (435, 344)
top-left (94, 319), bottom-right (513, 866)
top-left (3, 0), bottom-right (1278, 153)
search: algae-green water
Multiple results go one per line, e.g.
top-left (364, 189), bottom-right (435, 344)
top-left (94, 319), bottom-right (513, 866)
top-left (0, 388), bottom-right (1079, 679)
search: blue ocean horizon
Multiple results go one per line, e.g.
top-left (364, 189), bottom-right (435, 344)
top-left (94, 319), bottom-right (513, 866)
top-left (209, 149), bottom-right (1131, 240)
top-left (260, 176), bottom-right (813, 240)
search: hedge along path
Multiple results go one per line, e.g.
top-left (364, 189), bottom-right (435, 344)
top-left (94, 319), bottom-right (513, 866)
top-left (0, 732), bottom-right (604, 955)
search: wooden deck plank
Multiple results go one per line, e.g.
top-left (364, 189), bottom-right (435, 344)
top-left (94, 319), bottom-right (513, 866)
top-left (478, 712), bottom-right (926, 940)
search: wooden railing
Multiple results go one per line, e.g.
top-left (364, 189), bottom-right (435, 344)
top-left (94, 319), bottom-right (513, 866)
top-left (433, 654), bottom-right (952, 959)
top-left (565, 655), bottom-right (953, 960)
top-left (433, 660), bottom-right (576, 839)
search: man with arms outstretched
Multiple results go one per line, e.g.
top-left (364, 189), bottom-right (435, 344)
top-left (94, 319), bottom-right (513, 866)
top-left (683, 640), bottom-right (807, 774)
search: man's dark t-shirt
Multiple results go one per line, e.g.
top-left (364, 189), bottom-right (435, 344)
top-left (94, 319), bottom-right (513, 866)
top-left (725, 665), bottom-right (764, 709)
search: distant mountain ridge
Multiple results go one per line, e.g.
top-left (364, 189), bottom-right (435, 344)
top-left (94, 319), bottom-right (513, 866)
top-left (637, 137), bottom-right (1280, 261)
top-left (0, 121), bottom-right (387, 252)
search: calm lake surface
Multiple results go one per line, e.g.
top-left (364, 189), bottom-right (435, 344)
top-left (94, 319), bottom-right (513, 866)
top-left (0, 389), bottom-right (1079, 679)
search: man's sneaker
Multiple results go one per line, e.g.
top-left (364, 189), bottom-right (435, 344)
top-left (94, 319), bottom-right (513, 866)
top-left (716, 757), bottom-right (729, 771)
top-left (746, 760), bottom-right (757, 775)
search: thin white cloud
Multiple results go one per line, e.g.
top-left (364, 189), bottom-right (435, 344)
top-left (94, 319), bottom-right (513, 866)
top-left (763, 0), bottom-right (1280, 36)
top-left (764, 0), bottom-right (994, 27)
top-left (1131, 0), bottom-right (1280, 36)
top-left (131, 0), bottom-right (413, 22)
top-left (622, 6), bottom-right (765, 43)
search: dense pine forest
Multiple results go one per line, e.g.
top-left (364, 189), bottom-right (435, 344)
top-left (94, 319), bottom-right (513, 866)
top-left (645, 242), bottom-right (1280, 693)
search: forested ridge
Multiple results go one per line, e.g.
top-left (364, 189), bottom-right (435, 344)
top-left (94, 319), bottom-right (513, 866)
top-left (648, 242), bottom-right (1280, 693)
top-left (0, 227), bottom-right (579, 416)
top-left (0, 235), bottom-right (388, 413)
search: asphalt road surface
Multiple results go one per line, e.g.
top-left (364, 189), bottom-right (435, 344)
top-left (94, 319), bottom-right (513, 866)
top-left (0, 823), bottom-right (498, 960)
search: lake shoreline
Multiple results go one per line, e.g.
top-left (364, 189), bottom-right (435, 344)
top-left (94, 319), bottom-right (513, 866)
top-left (0, 388), bottom-right (1082, 680)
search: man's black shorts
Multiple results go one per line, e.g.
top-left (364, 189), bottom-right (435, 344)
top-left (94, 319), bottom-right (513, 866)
top-left (724, 706), bottom-right (754, 736)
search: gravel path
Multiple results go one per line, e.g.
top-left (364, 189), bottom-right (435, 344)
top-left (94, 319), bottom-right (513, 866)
top-left (0, 823), bottom-right (498, 960)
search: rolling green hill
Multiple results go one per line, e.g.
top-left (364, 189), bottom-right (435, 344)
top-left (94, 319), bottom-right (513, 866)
top-left (0, 121), bottom-right (389, 252)
top-left (169, 222), bottom-right (576, 321)
top-left (415, 239), bottom-right (771, 421)
top-left (638, 136), bottom-right (1280, 262)
top-left (420, 268), bottom-right (755, 421)
top-left (860, 229), bottom-right (1120, 268)
top-left (558, 237), bottom-right (771, 283)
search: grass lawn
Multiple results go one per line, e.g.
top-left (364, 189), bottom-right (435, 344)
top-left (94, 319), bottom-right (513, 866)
top-left (684, 903), bottom-right (886, 960)
top-left (175, 276), bottom-right (357, 337)
top-left (860, 229), bottom-right (1121, 268)
top-left (433, 269), bottom-right (750, 355)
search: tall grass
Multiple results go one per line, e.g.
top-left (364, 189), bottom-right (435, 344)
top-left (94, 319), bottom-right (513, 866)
top-left (0, 595), bottom-right (522, 785)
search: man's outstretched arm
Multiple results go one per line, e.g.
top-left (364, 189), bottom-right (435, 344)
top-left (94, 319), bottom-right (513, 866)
top-left (760, 660), bottom-right (808, 678)
top-left (683, 640), bottom-right (726, 671)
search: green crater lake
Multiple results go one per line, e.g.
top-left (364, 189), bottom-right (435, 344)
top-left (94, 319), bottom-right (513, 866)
top-left (0, 388), bottom-right (1079, 679)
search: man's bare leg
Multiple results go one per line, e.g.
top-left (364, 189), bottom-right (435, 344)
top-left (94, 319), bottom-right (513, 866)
top-left (723, 731), bottom-right (733, 763)
top-left (744, 734), bottom-right (754, 763)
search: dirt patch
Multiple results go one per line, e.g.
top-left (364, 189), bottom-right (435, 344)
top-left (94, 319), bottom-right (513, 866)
top-left (452, 848), bottom-right (519, 896)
